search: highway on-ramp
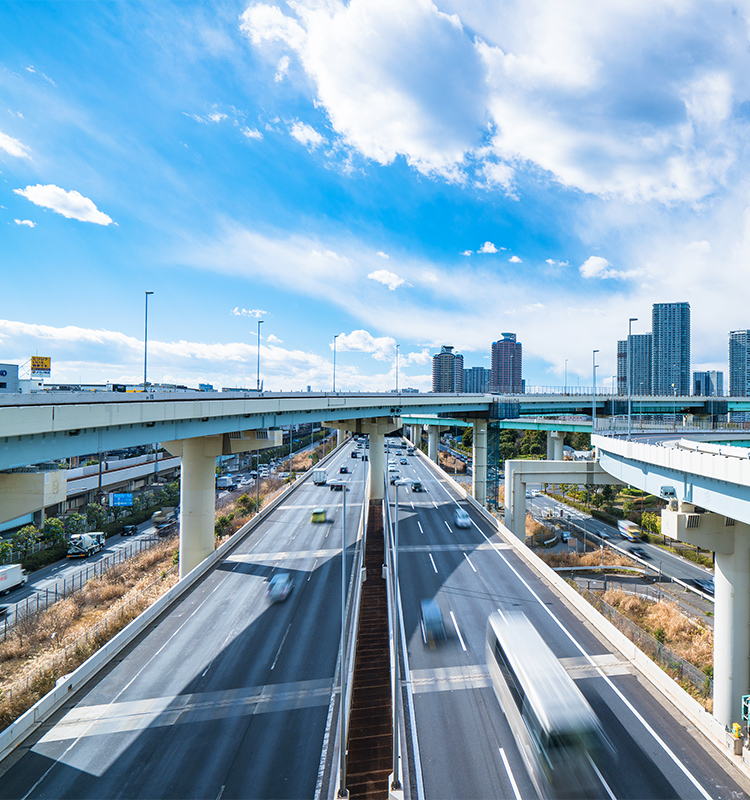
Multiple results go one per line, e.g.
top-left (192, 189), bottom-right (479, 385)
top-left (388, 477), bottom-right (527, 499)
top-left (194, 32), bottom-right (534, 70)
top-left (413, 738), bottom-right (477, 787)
top-left (389, 450), bottom-right (748, 799)
top-left (0, 444), bottom-right (366, 800)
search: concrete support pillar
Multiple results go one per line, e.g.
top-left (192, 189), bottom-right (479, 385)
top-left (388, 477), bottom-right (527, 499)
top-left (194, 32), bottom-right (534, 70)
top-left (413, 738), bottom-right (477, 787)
top-left (428, 426), bottom-right (438, 463)
top-left (546, 430), bottom-right (564, 461)
top-left (337, 428), bottom-right (345, 447)
top-left (504, 462), bottom-right (526, 540)
top-left (472, 420), bottom-right (487, 507)
top-left (368, 430), bottom-right (385, 501)
top-left (179, 436), bottom-right (220, 579)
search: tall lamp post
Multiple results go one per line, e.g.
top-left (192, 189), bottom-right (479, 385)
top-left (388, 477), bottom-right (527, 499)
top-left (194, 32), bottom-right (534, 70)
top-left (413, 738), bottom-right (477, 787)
top-left (627, 317), bottom-right (637, 439)
top-left (564, 359), bottom-right (568, 394)
top-left (143, 291), bottom-right (154, 390)
top-left (592, 349), bottom-right (599, 435)
top-left (395, 344), bottom-right (400, 394)
top-left (256, 319), bottom-right (263, 392)
top-left (333, 334), bottom-right (339, 393)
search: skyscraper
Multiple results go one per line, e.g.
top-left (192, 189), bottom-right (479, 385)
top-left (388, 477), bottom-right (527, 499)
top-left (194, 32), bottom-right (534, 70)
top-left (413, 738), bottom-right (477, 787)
top-left (651, 302), bottom-right (690, 395)
top-left (693, 370), bottom-right (723, 396)
top-left (491, 333), bottom-right (522, 393)
top-left (616, 340), bottom-right (627, 395)
top-left (432, 345), bottom-right (463, 392)
top-left (463, 366), bottom-right (491, 393)
top-left (729, 330), bottom-right (750, 396)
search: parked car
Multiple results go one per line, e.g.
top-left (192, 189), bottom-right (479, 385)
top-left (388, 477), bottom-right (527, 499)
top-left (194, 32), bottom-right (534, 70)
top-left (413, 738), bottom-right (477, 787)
top-left (121, 524), bottom-right (137, 537)
top-left (311, 507), bottom-right (326, 523)
top-left (266, 573), bottom-right (293, 602)
top-left (454, 508), bottom-right (471, 529)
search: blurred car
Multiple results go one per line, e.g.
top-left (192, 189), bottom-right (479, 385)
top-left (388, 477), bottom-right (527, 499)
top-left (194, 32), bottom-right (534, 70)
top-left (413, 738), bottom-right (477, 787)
top-left (121, 524), bottom-right (137, 537)
top-left (400, 458), bottom-right (408, 465)
top-left (692, 577), bottom-right (715, 596)
top-left (411, 481), bottom-right (424, 492)
top-left (420, 599), bottom-right (446, 644)
top-left (560, 530), bottom-right (570, 543)
top-left (629, 546), bottom-right (649, 560)
top-left (0, 605), bottom-right (8, 619)
top-left (266, 573), bottom-right (293, 602)
top-left (339, 465), bottom-right (349, 474)
top-left (351, 451), bottom-right (359, 458)
top-left (311, 507), bottom-right (326, 523)
top-left (389, 473), bottom-right (400, 484)
top-left (454, 508), bottom-right (471, 528)
top-left (330, 481), bottom-right (345, 491)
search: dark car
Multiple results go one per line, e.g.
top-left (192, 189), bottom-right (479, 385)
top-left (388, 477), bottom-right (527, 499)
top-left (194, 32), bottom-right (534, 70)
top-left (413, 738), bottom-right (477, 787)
top-left (400, 458), bottom-right (408, 465)
top-left (629, 546), bottom-right (649, 560)
top-left (330, 481), bottom-right (345, 491)
top-left (411, 481), bottom-right (424, 492)
top-left (351, 451), bottom-right (358, 458)
top-left (0, 606), bottom-right (8, 619)
top-left (339, 465), bottom-right (349, 474)
top-left (121, 524), bottom-right (137, 537)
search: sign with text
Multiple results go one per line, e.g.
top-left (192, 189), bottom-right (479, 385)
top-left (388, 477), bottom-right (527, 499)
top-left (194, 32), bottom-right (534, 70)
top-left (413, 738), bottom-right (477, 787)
top-left (30, 356), bottom-right (51, 376)
top-left (110, 492), bottom-right (134, 507)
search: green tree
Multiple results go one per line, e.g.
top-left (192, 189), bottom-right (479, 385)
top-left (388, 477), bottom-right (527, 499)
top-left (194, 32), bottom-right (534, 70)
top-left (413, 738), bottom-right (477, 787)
top-left (41, 517), bottom-right (65, 544)
top-left (623, 499), bottom-right (635, 513)
top-left (64, 513), bottom-right (86, 537)
top-left (12, 525), bottom-right (40, 556)
top-left (0, 540), bottom-right (12, 563)
top-left (462, 427), bottom-right (473, 449)
top-left (86, 503), bottom-right (106, 530)
top-left (498, 442), bottom-right (517, 462)
top-left (601, 485), bottom-right (616, 505)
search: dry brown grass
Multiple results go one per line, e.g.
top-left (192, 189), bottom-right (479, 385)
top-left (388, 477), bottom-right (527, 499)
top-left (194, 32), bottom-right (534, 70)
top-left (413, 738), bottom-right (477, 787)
top-left (540, 550), bottom-right (635, 569)
top-left (438, 451), bottom-right (466, 473)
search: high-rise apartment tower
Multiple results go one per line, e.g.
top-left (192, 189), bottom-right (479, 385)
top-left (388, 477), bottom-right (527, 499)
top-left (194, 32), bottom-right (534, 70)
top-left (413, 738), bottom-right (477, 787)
top-left (651, 302), bottom-right (690, 395)
top-left (491, 333), bottom-right (523, 393)
top-left (432, 345), bottom-right (464, 392)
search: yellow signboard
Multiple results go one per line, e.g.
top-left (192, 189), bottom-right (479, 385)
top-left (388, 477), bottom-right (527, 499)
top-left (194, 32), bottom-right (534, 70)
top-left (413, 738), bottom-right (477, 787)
top-left (30, 356), bottom-right (51, 375)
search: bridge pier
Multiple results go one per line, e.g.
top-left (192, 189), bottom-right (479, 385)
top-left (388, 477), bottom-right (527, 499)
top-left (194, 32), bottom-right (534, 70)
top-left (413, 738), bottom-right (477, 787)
top-left (662, 506), bottom-right (750, 730)
top-left (337, 428), bottom-right (346, 447)
top-left (472, 420), bottom-right (487, 507)
top-left (546, 430), bottom-right (564, 461)
top-left (427, 426), bottom-right (438, 462)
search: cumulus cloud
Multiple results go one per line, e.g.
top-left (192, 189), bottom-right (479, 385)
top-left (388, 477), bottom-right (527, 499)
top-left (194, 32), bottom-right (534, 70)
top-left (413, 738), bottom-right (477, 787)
top-left (14, 219), bottom-right (35, 227)
top-left (290, 120), bottom-right (326, 148)
top-left (267, 333), bottom-right (283, 343)
top-left (14, 184), bottom-right (113, 225)
top-left (461, 250), bottom-right (472, 256)
top-left (336, 329), bottom-right (396, 361)
top-left (274, 55), bottom-right (291, 82)
top-left (478, 241), bottom-right (505, 254)
top-left (376, 251), bottom-right (389, 259)
top-left (509, 255), bottom-right (522, 263)
top-left (241, 126), bottom-right (263, 140)
top-left (367, 269), bottom-right (405, 290)
top-left (230, 307), bottom-right (267, 318)
top-left (0, 130), bottom-right (31, 158)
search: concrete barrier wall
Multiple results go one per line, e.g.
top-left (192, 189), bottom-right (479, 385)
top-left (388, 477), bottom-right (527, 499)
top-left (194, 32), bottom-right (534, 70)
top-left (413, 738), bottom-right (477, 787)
top-left (412, 449), bottom-right (742, 771)
top-left (0, 444), bottom-right (343, 762)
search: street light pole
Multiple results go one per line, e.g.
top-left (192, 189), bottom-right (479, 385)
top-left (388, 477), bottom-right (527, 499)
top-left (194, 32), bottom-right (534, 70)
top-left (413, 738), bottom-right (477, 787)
top-left (564, 359), bottom-right (568, 394)
top-left (627, 317), bottom-right (637, 439)
top-left (143, 291), bottom-right (153, 390)
top-left (256, 319), bottom-right (264, 392)
top-left (395, 344), bottom-right (399, 393)
top-left (592, 349), bottom-right (599, 436)
top-left (333, 334), bottom-right (339, 393)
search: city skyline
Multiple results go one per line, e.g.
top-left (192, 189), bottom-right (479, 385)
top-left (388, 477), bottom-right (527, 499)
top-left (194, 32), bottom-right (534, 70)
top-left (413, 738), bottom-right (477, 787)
top-left (2, 2), bottom-right (750, 391)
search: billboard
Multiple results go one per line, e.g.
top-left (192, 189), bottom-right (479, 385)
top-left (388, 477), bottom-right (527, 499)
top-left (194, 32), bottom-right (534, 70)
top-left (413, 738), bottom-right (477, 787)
top-left (30, 356), bottom-right (51, 376)
top-left (110, 492), bottom-right (134, 507)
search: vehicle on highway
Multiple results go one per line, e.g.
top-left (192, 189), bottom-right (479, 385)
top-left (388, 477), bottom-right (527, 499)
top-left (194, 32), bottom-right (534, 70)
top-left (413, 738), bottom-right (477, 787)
top-left (0, 564), bottom-right (27, 594)
top-left (454, 508), bottom-right (471, 528)
top-left (339, 465), bottom-right (349, 474)
top-left (266, 573), bottom-right (293, 602)
top-left (560, 530), bottom-right (570, 543)
top-left (617, 520), bottom-right (643, 541)
top-left (407, 447), bottom-right (414, 455)
top-left (313, 469), bottom-right (327, 485)
top-left (411, 481), bottom-right (424, 492)
top-left (351, 451), bottom-right (359, 458)
top-left (0, 605), bottom-right (8, 618)
top-left (629, 546), bottom-right (649, 560)
top-left (329, 480), bottom-right (345, 491)
top-left (388, 464), bottom-right (398, 472)
top-left (67, 532), bottom-right (106, 558)
top-left (486, 612), bottom-right (607, 800)
top-left (389, 473), bottom-right (400, 484)
top-left (121, 524), bottom-right (137, 537)
top-left (420, 599), bottom-right (446, 644)
top-left (399, 458), bottom-right (408, 465)
top-left (691, 577), bottom-right (715, 596)
top-left (311, 507), bottom-right (326, 523)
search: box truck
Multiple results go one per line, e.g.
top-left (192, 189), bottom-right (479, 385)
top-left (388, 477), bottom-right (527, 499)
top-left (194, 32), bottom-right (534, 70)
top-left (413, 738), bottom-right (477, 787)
top-left (312, 469), bottom-right (327, 485)
top-left (0, 564), bottom-right (27, 595)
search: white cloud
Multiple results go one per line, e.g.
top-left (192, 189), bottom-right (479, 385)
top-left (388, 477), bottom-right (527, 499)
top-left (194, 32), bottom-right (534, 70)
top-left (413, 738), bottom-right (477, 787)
top-left (376, 251), bottom-right (389, 259)
top-left (545, 258), bottom-right (556, 265)
top-left (478, 241), bottom-right (498, 254)
top-left (267, 333), bottom-right (283, 344)
top-left (421, 270), bottom-right (439, 282)
top-left (183, 111), bottom-right (227, 124)
top-left (289, 120), bottom-right (326, 148)
top-left (14, 219), bottom-right (35, 227)
top-left (230, 307), bottom-right (267, 318)
top-left (686, 240), bottom-right (711, 254)
top-left (241, 126), bottom-right (263, 141)
top-left (367, 269), bottom-right (405, 291)
top-left (25, 65), bottom-right (56, 85)
top-left (509, 255), bottom-right (522, 263)
top-left (461, 250), bottom-right (472, 256)
top-left (14, 184), bottom-right (113, 225)
top-left (579, 256), bottom-right (613, 279)
top-left (0, 130), bottom-right (30, 159)
top-left (336, 329), bottom-right (396, 361)
top-left (274, 55), bottom-right (291, 82)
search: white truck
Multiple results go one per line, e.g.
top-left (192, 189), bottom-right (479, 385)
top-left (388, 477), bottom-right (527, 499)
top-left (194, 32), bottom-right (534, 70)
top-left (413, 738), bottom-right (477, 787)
top-left (151, 507), bottom-right (177, 524)
top-left (67, 532), bottom-right (106, 558)
top-left (312, 469), bottom-right (327, 485)
top-left (0, 564), bottom-right (27, 595)
top-left (216, 475), bottom-right (237, 491)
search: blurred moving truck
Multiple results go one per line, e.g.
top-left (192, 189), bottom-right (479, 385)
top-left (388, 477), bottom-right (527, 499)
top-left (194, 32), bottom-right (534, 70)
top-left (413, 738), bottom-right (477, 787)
top-left (312, 469), bottom-right (327, 485)
top-left (67, 532), bottom-right (106, 558)
top-left (0, 564), bottom-right (27, 595)
top-left (151, 507), bottom-right (177, 524)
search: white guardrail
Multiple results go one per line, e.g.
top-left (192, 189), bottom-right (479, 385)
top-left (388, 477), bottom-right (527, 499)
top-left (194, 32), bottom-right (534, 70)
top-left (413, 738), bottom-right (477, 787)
top-left (0, 443), bottom-right (346, 763)
top-left (410, 446), bottom-right (750, 780)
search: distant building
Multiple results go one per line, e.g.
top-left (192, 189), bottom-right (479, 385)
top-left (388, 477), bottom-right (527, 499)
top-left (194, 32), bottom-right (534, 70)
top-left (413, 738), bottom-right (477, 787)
top-left (693, 370), bottom-right (723, 396)
top-left (729, 330), bottom-right (750, 396)
top-left (616, 340), bottom-right (627, 395)
top-left (401, 387), bottom-right (420, 393)
top-left (463, 366), bottom-right (491, 393)
top-left (432, 345), bottom-right (464, 392)
top-left (491, 333), bottom-right (522, 393)
top-left (652, 302), bottom-right (690, 395)
top-left (0, 363), bottom-right (19, 393)
top-left (628, 333), bottom-right (653, 395)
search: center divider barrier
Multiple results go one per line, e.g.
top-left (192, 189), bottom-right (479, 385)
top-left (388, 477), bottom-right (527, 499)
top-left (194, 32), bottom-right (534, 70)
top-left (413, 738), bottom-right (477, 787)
top-left (0, 439), bottom-right (349, 763)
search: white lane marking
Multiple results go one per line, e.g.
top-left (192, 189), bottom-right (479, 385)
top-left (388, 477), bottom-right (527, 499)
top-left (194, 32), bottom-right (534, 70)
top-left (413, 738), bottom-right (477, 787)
top-left (432, 501), bottom-right (438, 509)
top-left (463, 553), bottom-right (477, 573)
top-left (444, 521), bottom-right (453, 534)
top-left (308, 558), bottom-right (317, 581)
top-left (271, 622), bottom-right (293, 670)
top-left (590, 759), bottom-right (617, 800)
top-left (215, 786), bottom-right (225, 800)
top-left (417, 521), bottom-right (424, 534)
top-left (498, 748), bottom-right (522, 800)
top-left (475, 527), bottom-right (713, 800)
top-left (450, 611), bottom-right (466, 652)
top-left (429, 554), bottom-right (438, 574)
top-left (410, 501), bottom-right (415, 509)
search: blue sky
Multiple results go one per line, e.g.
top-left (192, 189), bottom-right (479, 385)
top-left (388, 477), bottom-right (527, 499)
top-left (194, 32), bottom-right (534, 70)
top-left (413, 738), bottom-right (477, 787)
top-left (1, 0), bottom-right (749, 392)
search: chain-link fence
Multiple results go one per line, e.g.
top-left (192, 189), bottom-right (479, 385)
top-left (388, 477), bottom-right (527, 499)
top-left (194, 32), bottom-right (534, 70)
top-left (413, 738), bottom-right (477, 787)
top-left (1, 533), bottom-right (172, 641)
top-left (578, 585), bottom-right (712, 698)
